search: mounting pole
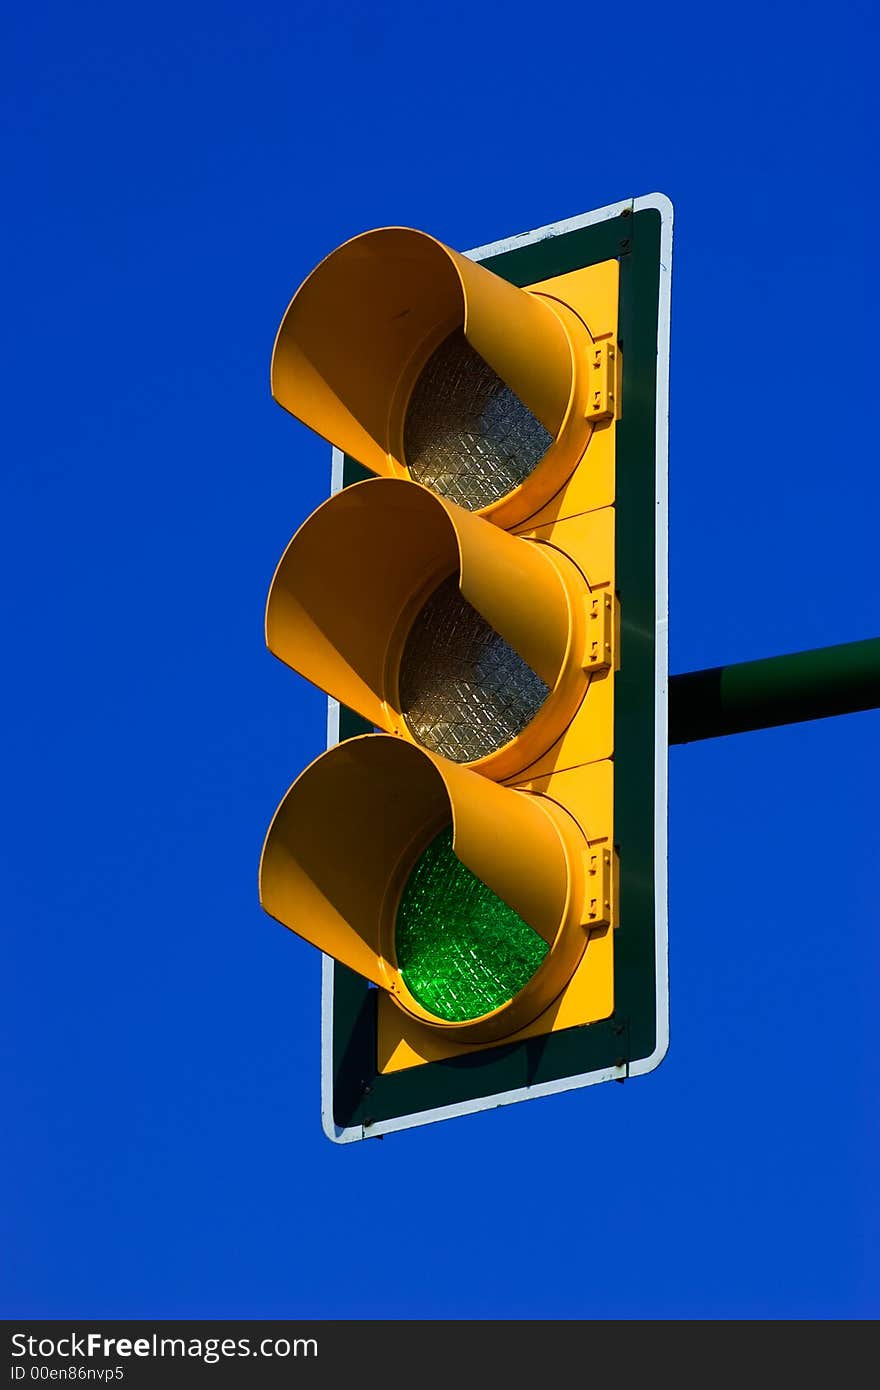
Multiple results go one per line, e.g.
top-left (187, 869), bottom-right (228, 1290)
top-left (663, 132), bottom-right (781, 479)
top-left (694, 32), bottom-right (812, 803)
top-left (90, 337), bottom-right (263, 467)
top-left (669, 637), bottom-right (880, 744)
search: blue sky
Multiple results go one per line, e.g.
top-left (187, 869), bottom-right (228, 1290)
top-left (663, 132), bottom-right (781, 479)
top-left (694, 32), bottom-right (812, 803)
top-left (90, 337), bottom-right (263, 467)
top-left (3, 0), bottom-right (878, 1319)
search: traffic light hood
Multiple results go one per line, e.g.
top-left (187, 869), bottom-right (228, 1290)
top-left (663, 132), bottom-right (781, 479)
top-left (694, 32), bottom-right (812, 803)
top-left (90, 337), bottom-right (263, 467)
top-left (265, 476), bottom-right (595, 779)
top-left (259, 733), bottom-right (592, 1041)
top-left (270, 227), bottom-right (594, 524)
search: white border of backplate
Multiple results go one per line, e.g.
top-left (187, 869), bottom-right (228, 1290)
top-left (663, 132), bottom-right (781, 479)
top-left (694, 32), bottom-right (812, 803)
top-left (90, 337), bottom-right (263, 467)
top-left (322, 193), bottom-right (672, 1142)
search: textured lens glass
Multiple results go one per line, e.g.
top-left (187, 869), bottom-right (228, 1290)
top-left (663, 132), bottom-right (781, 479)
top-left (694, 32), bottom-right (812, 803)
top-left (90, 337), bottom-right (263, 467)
top-left (395, 825), bottom-right (548, 1022)
top-left (399, 574), bottom-right (549, 762)
top-left (403, 329), bottom-right (552, 510)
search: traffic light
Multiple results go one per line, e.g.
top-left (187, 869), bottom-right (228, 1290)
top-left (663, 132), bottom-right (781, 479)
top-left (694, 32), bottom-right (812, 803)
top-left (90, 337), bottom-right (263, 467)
top-left (260, 196), bottom-right (672, 1141)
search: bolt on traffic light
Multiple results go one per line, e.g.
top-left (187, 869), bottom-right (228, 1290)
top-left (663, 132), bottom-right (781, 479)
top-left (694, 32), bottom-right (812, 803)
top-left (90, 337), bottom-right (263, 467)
top-left (260, 200), bottom-right (671, 1139)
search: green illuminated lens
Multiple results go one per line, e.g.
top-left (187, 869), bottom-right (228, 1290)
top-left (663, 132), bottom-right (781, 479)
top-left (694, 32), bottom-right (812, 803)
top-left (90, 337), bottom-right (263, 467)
top-left (395, 825), bottom-right (548, 1023)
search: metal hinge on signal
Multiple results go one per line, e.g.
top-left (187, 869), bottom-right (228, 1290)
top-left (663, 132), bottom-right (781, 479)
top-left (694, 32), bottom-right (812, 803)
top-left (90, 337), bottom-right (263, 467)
top-left (583, 847), bottom-right (613, 929)
top-left (585, 339), bottom-right (618, 421)
top-left (585, 590), bottom-right (614, 672)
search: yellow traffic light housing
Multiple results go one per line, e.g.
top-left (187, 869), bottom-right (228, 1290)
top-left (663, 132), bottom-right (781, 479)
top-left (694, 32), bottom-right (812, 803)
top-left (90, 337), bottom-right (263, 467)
top-left (264, 476), bottom-right (615, 781)
top-left (270, 227), bottom-right (613, 528)
top-left (260, 197), bottom-right (672, 1140)
top-left (260, 735), bottom-right (612, 1050)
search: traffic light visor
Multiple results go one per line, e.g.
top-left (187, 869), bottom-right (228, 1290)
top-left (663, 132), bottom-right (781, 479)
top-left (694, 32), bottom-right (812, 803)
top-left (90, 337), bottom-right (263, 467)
top-left (265, 478), bottom-right (595, 778)
top-left (270, 228), bottom-right (594, 523)
top-left (259, 735), bottom-right (592, 1041)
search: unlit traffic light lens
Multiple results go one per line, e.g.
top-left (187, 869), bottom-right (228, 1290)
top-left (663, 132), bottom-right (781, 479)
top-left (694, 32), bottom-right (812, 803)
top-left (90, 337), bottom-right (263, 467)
top-left (399, 573), bottom-right (549, 762)
top-left (395, 825), bottom-right (548, 1022)
top-left (403, 329), bottom-right (552, 510)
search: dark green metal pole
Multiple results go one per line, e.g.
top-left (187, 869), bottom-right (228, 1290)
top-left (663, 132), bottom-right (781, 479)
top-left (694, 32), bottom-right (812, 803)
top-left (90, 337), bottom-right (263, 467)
top-left (669, 636), bottom-right (880, 744)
